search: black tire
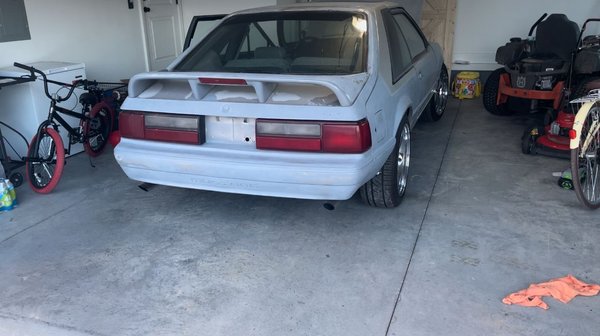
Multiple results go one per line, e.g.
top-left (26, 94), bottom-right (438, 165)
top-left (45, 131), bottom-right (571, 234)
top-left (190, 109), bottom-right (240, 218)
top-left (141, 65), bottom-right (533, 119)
top-left (521, 124), bottom-right (543, 155)
top-left (423, 64), bottom-right (449, 122)
top-left (83, 103), bottom-right (113, 157)
top-left (9, 172), bottom-right (23, 188)
top-left (26, 127), bottom-right (65, 194)
top-left (571, 76), bottom-right (600, 99)
top-left (483, 68), bottom-right (514, 115)
top-left (571, 101), bottom-right (600, 209)
top-left (360, 119), bottom-right (410, 208)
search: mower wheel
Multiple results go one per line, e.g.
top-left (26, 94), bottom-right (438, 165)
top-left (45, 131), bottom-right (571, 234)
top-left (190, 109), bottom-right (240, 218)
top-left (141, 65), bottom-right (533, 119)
top-left (483, 68), bottom-right (514, 116)
top-left (521, 124), bottom-right (543, 155)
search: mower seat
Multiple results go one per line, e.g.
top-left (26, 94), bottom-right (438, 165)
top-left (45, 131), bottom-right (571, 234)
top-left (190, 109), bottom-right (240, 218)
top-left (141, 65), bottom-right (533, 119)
top-left (515, 14), bottom-right (580, 73)
top-left (519, 57), bottom-right (565, 72)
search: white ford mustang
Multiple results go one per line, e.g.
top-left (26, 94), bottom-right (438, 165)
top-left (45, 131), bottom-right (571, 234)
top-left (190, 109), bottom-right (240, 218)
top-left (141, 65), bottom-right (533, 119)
top-left (114, 1), bottom-right (448, 207)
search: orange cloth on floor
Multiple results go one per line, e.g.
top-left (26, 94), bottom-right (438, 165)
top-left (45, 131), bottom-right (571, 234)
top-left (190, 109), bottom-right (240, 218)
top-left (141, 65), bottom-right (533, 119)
top-left (502, 275), bottom-right (600, 310)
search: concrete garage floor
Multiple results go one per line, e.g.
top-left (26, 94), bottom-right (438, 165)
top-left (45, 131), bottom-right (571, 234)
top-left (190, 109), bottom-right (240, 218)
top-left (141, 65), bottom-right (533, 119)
top-left (1, 98), bottom-right (599, 336)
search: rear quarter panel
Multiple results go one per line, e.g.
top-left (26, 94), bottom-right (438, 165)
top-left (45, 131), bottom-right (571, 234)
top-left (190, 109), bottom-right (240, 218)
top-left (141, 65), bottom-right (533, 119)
top-left (361, 9), bottom-right (444, 184)
top-left (365, 9), bottom-right (423, 146)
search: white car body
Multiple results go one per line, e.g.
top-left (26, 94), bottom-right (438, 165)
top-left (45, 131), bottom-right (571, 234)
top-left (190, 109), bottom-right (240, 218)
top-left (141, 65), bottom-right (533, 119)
top-left (114, 2), bottom-right (445, 202)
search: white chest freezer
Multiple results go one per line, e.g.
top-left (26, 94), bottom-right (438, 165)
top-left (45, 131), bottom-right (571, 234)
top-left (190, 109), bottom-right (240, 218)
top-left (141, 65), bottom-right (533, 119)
top-left (0, 61), bottom-right (87, 159)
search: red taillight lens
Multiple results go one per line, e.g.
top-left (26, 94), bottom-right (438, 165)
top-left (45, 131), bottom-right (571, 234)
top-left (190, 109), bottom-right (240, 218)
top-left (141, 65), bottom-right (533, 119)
top-left (119, 111), bottom-right (145, 139)
top-left (322, 120), bottom-right (371, 153)
top-left (144, 128), bottom-right (201, 144)
top-left (256, 136), bottom-right (322, 152)
top-left (119, 111), bottom-right (204, 144)
top-left (256, 119), bottom-right (371, 153)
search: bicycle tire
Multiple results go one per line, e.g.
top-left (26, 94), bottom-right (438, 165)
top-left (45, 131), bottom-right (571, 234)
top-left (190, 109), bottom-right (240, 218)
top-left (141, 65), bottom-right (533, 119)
top-left (83, 102), bottom-right (113, 157)
top-left (571, 101), bottom-right (600, 209)
top-left (26, 127), bottom-right (65, 194)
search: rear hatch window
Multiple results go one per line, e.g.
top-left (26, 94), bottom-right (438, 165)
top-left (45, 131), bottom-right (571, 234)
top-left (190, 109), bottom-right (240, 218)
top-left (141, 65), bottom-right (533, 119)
top-left (175, 11), bottom-right (368, 75)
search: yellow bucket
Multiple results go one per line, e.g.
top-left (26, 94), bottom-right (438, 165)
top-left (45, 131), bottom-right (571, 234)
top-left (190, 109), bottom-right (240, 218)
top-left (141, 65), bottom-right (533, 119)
top-left (452, 71), bottom-right (481, 99)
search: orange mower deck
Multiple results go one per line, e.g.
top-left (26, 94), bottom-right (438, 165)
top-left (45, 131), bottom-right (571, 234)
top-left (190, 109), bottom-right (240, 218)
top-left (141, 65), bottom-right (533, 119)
top-left (497, 73), bottom-right (565, 110)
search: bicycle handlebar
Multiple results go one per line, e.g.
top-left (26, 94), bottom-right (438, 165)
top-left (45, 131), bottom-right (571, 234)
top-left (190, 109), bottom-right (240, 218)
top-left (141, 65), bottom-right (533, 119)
top-left (582, 18), bottom-right (600, 31)
top-left (10, 62), bottom-right (36, 84)
top-left (81, 79), bottom-right (98, 90)
top-left (12, 62), bottom-right (36, 76)
top-left (13, 62), bottom-right (81, 103)
top-left (576, 18), bottom-right (600, 51)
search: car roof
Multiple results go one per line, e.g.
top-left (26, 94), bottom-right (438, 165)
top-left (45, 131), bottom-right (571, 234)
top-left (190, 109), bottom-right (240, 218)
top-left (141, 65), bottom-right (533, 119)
top-left (229, 2), bottom-right (401, 16)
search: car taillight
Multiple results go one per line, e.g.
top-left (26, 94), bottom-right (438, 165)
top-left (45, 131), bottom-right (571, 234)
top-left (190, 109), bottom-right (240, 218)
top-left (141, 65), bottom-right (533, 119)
top-left (119, 110), bottom-right (205, 144)
top-left (145, 114), bottom-right (199, 130)
top-left (119, 111), bottom-right (144, 139)
top-left (256, 119), bottom-right (371, 153)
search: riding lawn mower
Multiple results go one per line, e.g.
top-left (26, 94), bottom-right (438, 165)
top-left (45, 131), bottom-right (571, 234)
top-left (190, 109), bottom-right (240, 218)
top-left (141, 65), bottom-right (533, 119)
top-left (482, 14), bottom-right (600, 158)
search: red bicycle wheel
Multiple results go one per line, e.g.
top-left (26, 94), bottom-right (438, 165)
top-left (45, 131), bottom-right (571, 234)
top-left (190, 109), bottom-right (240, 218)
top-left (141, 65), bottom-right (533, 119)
top-left (82, 101), bottom-right (113, 157)
top-left (26, 127), bottom-right (65, 194)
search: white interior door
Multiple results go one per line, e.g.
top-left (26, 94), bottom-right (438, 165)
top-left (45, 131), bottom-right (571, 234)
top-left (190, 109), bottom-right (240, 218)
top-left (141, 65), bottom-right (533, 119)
top-left (143, 0), bottom-right (184, 71)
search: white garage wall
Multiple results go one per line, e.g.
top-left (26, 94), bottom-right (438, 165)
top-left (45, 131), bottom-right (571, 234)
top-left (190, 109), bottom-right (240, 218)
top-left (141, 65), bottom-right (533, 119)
top-left (181, 0), bottom-right (276, 31)
top-left (293, 0), bottom-right (423, 21)
top-left (0, 0), bottom-right (147, 81)
top-left (0, 0), bottom-right (277, 81)
top-left (5, 1), bottom-right (596, 79)
top-left (452, 0), bottom-right (600, 71)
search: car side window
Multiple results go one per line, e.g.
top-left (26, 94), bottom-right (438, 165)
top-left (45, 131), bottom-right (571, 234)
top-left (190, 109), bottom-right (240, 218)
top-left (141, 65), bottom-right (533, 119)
top-left (183, 15), bottom-right (226, 51)
top-left (392, 13), bottom-right (426, 59)
top-left (382, 10), bottom-right (412, 82)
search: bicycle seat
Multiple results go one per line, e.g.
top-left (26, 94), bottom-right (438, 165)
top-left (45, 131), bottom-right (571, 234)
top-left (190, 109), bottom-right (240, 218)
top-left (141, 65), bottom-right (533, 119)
top-left (79, 92), bottom-right (98, 106)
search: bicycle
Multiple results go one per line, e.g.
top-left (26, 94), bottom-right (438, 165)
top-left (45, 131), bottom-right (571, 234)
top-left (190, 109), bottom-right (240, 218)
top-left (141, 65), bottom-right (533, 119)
top-left (569, 88), bottom-right (600, 208)
top-left (0, 72), bottom-right (35, 187)
top-left (13, 62), bottom-right (117, 193)
top-left (78, 80), bottom-right (128, 155)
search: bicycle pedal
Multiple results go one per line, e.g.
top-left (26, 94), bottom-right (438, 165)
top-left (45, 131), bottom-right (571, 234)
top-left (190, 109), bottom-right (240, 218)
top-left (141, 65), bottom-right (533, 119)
top-left (33, 173), bottom-right (43, 185)
top-left (70, 134), bottom-right (83, 145)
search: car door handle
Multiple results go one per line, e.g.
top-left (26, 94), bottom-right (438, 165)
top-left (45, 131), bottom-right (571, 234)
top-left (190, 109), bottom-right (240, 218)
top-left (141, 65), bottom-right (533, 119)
top-left (144, 6), bottom-right (151, 13)
top-left (418, 72), bottom-right (423, 79)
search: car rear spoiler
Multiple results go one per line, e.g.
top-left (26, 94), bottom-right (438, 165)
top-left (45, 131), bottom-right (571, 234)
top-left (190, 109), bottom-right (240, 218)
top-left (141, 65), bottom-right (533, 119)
top-left (128, 72), bottom-right (369, 107)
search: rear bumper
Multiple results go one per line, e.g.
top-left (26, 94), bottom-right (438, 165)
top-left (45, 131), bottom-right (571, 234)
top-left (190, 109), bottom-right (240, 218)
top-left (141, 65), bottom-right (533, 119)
top-left (114, 138), bottom-right (390, 200)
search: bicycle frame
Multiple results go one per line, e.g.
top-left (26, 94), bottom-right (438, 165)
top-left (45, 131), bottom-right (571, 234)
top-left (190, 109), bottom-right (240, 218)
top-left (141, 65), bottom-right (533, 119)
top-left (570, 89), bottom-right (600, 208)
top-left (43, 100), bottom-right (92, 156)
top-left (570, 89), bottom-right (600, 150)
top-left (26, 106), bottom-right (84, 165)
